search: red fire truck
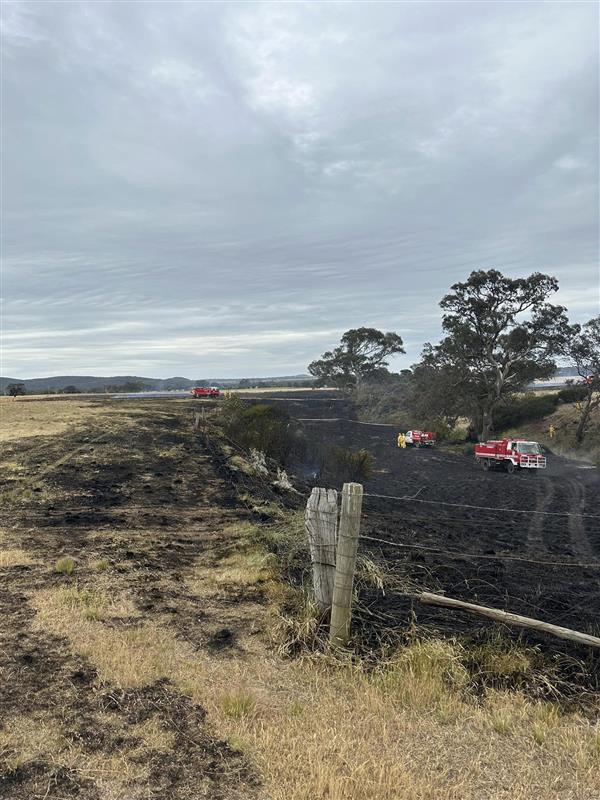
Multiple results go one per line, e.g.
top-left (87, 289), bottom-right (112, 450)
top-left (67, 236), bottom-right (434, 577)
top-left (405, 430), bottom-right (436, 447)
top-left (190, 386), bottom-right (220, 399)
top-left (475, 438), bottom-right (546, 473)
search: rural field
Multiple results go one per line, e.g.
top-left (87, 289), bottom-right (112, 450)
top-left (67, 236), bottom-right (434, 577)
top-left (1, 393), bottom-right (599, 800)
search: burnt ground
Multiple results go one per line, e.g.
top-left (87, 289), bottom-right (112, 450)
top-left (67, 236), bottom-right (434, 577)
top-left (0, 400), bottom-right (267, 800)
top-left (254, 391), bottom-right (600, 666)
top-left (1, 392), bottom-right (599, 797)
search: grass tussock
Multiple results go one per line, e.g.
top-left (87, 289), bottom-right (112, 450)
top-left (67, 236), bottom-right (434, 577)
top-left (54, 555), bottom-right (76, 575)
top-left (271, 589), bottom-right (324, 656)
top-left (90, 557), bottom-right (110, 571)
top-left (220, 691), bottom-right (257, 720)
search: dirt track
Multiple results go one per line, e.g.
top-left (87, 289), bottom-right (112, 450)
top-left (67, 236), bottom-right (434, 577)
top-left (253, 391), bottom-right (600, 651)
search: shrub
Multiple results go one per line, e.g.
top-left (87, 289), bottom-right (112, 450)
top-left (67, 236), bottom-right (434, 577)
top-left (557, 385), bottom-right (589, 404)
top-left (219, 399), bottom-right (297, 463)
top-left (324, 447), bottom-right (374, 484)
top-left (493, 394), bottom-right (558, 431)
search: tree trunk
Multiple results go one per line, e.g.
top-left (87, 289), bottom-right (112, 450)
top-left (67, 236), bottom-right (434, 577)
top-left (480, 407), bottom-right (493, 442)
top-left (575, 390), bottom-right (593, 444)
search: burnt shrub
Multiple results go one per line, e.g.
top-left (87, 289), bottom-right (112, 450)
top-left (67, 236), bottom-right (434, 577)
top-left (557, 385), bottom-right (589, 404)
top-left (323, 447), bottom-right (374, 484)
top-left (220, 398), bottom-right (297, 464)
top-left (493, 394), bottom-right (558, 431)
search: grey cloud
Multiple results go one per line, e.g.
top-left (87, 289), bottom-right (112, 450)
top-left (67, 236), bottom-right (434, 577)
top-left (2, 1), bottom-right (598, 378)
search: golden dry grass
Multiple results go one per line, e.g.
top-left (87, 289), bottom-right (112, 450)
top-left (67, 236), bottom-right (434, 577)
top-left (0, 710), bottom-right (176, 800)
top-left (0, 548), bottom-right (35, 567)
top-left (0, 398), bottom-right (116, 443)
top-left (29, 559), bottom-right (600, 800)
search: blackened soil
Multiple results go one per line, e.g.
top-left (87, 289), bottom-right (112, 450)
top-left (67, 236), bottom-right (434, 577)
top-left (259, 393), bottom-right (600, 669)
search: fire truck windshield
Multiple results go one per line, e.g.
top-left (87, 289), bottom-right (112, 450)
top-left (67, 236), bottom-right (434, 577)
top-left (516, 442), bottom-right (541, 455)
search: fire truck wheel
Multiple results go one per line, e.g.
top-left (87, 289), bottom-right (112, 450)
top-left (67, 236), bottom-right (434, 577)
top-left (506, 461), bottom-right (516, 474)
top-left (483, 460), bottom-right (491, 471)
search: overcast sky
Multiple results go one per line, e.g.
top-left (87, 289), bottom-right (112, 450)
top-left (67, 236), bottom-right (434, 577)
top-left (2, 1), bottom-right (598, 379)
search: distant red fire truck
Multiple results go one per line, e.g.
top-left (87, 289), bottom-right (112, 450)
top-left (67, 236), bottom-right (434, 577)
top-left (475, 438), bottom-right (546, 473)
top-left (405, 430), bottom-right (436, 447)
top-left (190, 386), bottom-right (220, 399)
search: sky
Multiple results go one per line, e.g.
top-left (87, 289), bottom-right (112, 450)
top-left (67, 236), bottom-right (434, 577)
top-left (1, 1), bottom-right (599, 379)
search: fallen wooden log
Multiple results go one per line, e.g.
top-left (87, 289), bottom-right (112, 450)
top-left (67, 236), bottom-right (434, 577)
top-left (419, 592), bottom-right (600, 650)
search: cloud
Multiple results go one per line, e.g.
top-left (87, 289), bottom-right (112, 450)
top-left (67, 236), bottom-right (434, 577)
top-left (2, 1), bottom-right (598, 378)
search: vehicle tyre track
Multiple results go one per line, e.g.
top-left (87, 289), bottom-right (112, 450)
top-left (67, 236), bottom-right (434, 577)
top-left (526, 475), bottom-right (555, 552)
top-left (565, 478), bottom-right (593, 559)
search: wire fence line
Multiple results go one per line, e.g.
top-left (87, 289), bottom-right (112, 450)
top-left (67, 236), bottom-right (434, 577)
top-left (363, 492), bottom-right (600, 519)
top-left (297, 417), bottom-right (397, 426)
top-left (358, 533), bottom-right (600, 570)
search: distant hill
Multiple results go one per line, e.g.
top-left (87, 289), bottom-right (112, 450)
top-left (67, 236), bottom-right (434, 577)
top-left (0, 374), bottom-right (313, 394)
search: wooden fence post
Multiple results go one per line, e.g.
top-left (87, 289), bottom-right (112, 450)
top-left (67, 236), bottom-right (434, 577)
top-left (330, 482), bottom-right (363, 647)
top-left (305, 487), bottom-right (338, 610)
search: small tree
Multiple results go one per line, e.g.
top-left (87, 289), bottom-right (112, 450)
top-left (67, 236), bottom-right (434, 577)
top-left (308, 328), bottom-right (404, 389)
top-left (437, 270), bottom-right (571, 439)
top-left (6, 383), bottom-right (26, 397)
top-left (567, 316), bottom-right (600, 444)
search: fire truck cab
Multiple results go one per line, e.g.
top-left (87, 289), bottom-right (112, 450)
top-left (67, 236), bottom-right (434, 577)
top-left (475, 438), bottom-right (546, 473)
top-left (405, 430), bottom-right (436, 447)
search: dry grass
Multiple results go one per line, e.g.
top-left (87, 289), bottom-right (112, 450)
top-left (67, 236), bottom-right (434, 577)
top-left (212, 653), bottom-right (599, 800)
top-left (0, 711), bottom-right (176, 800)
top-left (8, 399), bottom-right (597, 800)
top-left (0, 714), bottom-right (66, 774)
top-left (29, 567), bottom-right (600, 800)
top-left (0, 398), bottom-right (115, 443)
top-left (0, 548), bottom-right (35, 567)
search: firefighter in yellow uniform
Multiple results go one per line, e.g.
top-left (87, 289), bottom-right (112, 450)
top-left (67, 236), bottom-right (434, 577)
top-left (397, 433), bottom-right (406, 449)
top-left (548, 424), bottom-right (556, 439)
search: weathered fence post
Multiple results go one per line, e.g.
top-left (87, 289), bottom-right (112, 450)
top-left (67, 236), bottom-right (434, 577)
top-left (330, 482), bottom-right (363, 647)
top-left (305, 487), bottom-right (338, 610)
top-left (193, 412), bottom-right (201, 430)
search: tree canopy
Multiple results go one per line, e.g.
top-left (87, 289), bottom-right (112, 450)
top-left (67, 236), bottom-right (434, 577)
top-left (432, 269), bottom-right (571, 438)
top-left (308, 328), bottom-right (404, 389)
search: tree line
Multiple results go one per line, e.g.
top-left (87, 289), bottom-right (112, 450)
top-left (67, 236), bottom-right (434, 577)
top-left (4, 380), bottom-right (152, 396)
top-left (308, 269), bottom-right (600, 444)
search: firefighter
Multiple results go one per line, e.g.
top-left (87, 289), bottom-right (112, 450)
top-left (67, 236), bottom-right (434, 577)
top-left (397, 432), bottom-right (406, 449)
top-left (548, 424), bottom-right (556, 439)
